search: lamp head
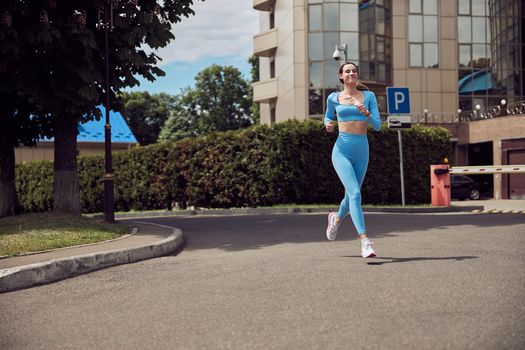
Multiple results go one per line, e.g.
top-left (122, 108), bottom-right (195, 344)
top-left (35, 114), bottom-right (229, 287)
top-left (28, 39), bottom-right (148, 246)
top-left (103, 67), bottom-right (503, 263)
top-left (332, 49), bottom-right (341, 61)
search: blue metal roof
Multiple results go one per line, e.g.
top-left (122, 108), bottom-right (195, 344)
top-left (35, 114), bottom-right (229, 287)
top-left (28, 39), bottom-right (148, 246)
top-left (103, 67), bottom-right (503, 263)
top-left (458, 70), bottom-right (492, 95)
top-left (42, 105), bottom-right (137, 143)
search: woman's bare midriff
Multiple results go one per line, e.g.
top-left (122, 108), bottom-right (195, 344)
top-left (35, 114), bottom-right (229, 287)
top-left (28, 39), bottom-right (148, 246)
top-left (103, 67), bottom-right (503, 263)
top-left (338, 120), bottom-right (368, 134)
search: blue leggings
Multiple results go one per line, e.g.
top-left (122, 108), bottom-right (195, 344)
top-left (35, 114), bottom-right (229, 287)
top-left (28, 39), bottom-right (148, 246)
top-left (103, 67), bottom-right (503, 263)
top-left (331, 132), bottom-right (369, 235)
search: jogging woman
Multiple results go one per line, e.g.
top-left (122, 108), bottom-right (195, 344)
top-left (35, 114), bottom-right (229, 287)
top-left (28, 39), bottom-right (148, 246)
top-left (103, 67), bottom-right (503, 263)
top-left (324, 62), bottom-right (381, 258)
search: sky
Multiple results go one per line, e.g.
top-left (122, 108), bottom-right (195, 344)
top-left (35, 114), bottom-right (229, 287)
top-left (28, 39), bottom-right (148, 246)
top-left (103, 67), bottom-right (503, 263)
top-left (125, 0), bottom-right (259, 96)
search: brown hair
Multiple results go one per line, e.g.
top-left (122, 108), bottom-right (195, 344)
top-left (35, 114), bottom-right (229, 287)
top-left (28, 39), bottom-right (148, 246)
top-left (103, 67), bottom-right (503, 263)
top-left (338, 62), bottom-right (369, 91)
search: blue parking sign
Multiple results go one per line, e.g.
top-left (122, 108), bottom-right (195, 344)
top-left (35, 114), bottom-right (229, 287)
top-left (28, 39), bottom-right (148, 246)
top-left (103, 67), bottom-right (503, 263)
top-left (387, 87), bottom-right (411, 115)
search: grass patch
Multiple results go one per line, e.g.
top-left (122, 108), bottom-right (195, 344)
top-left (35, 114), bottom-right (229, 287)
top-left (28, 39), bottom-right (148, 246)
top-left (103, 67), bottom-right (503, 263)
top-left (0, 212), bottom-right (128, 257)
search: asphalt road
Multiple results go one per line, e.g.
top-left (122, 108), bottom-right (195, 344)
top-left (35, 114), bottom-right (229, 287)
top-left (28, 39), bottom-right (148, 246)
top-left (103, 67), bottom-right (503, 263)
top-left (1, 212), bottom-right (524, 350)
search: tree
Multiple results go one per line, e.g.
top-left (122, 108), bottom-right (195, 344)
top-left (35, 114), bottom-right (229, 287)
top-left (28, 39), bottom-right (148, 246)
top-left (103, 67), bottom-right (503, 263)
top-left (0, 0), bottom-right (200, 216)
top-left (157, 89), bottom-right (199, 142)
top-left (0, 7), bottom-right (54, 217)
top-left (248, 54), bottom-right (260, 124)
top-left (0, 97), bottom-right (53, 217)
top-left (193, 64), bottom-right (253, 132)
top-left (118, 91), bottom-right (176, 145)
top-left (159, 64), bottom-right (253, 141)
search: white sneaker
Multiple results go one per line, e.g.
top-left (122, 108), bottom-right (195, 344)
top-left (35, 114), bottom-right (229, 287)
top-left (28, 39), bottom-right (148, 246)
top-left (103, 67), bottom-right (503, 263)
top-left (361, 240), bottom-right (376, 258)
top-left (326, 212), bottom-right (340, 241)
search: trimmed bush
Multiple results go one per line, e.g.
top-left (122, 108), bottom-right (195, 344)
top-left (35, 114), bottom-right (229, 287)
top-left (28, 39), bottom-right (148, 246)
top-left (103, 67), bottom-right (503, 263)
top-left (15, 120), bottom-right (453, 213)
top-left (16, 160), bottom-right (54, 212)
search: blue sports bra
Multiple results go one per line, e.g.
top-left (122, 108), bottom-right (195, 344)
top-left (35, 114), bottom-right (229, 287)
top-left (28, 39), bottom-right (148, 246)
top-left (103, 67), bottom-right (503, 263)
top-left (324, 90), bottom-right (382, 131)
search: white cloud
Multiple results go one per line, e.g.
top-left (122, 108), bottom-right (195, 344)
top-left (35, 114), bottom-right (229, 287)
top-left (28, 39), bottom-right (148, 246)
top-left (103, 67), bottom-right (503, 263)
top-left (156, 0), bottom-right (259, 65)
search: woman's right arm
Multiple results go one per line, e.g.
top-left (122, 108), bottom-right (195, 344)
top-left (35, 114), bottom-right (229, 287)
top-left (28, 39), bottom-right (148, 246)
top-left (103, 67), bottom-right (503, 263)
top-left (324, 93), bottom-right (336, 132)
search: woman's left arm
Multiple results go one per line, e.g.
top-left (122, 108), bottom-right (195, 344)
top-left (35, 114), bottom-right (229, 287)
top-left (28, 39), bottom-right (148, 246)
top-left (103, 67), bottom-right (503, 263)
top-left (366, 92), bottom-right (382, 131)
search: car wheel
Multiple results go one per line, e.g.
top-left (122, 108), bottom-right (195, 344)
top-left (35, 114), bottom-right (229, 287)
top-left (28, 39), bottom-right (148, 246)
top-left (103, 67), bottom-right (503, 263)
top-left (469, 189), bottom-right (480, 200)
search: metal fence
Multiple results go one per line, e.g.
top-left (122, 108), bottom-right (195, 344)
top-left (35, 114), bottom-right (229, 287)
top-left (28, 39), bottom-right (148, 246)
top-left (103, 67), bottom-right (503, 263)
top-left (410, 100), bottom-right (525, 124)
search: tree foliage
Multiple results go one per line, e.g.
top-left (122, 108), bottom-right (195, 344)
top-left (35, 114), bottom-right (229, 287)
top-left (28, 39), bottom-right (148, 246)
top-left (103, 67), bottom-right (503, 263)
top-left (159, 64), bottom-right (253, 142)
top-left (248, 54), bottom-right (260, 124)
top-left (0, 0), bottom-right (201, 216)
top-left (157, 89), bottom-right (199, 142)
top-left (117, 91), bottom-right (176, 145)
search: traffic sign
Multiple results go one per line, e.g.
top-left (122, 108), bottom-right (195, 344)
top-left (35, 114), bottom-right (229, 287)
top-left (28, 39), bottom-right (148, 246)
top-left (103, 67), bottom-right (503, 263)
top-left (387, 87), bottom-right (411, 115)
top-left (387, 115), bottom-right (411, 129)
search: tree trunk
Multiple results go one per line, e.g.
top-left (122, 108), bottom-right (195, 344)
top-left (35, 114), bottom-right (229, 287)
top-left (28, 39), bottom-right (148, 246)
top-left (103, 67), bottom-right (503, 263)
top-left (0, 140), bottom-right (18, 218)
top-left (53, 115), bottom-right (81, 215)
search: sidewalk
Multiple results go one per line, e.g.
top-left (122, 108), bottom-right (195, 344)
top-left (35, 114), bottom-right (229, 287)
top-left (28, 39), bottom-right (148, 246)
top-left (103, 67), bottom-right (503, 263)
top-left (451, 198), bottom-right (525, 213)
top-left (0, 221), bottom-right (183, 293)
top-left (1, 200), bottom-right (523, 294)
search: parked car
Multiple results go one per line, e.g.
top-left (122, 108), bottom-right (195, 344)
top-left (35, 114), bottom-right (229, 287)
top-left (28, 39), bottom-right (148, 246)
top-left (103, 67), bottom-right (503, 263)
top-left (451, 174), bottom-right (481, 200)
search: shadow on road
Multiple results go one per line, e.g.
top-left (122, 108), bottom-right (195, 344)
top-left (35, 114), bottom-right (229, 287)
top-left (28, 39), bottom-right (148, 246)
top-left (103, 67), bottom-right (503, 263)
top-left (134, 213), bottom-right (525, 253)
top-left (342, 255), bottom-right (478, 265)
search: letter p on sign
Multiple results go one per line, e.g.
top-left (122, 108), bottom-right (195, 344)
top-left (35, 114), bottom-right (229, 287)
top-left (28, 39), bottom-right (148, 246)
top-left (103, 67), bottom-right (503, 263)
top-left (394, 92), bottom-right (405, 110)
top-left (387, 87), bottom-right (411, 115)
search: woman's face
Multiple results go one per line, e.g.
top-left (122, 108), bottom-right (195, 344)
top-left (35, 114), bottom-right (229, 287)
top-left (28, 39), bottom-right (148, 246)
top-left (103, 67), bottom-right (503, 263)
top-left (339, 63), bottom-right (359, 83)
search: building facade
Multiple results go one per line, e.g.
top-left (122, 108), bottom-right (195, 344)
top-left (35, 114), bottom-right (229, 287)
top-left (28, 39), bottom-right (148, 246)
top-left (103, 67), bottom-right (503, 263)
top-left (252, 0), bottom-right (525, 199)
top-left (15, 106), bottom-right (137, 163)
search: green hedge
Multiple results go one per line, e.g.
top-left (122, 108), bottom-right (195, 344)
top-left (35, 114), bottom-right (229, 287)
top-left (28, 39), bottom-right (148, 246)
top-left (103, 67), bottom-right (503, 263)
top-left (15, 120), bottom-right (453, 213)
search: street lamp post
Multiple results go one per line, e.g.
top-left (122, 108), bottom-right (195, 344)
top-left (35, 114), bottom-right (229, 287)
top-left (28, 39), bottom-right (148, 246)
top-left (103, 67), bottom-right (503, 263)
top-left (103, 0), bottom-right (115, 223)
top-left (500, 99), bottom-right (507, 116)
top-left (423, 108), bottom-right (428, 124)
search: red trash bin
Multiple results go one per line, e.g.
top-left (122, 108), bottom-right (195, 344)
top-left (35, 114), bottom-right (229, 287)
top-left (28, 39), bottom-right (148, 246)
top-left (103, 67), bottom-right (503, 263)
top-left (430, 164), bottom-right (451, 206)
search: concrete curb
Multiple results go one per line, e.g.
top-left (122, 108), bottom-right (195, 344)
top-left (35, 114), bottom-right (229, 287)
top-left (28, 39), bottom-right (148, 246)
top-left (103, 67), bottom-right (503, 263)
top-left (362, 205), bottom-right (484, 213)
top-left (0, 222), bottom-right (183, 294)
top-left (110, 205), bottom-right (486, 219)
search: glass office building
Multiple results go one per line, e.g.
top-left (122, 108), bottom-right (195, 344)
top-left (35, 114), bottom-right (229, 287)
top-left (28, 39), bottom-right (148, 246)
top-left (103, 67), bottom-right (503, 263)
top-left (253, 0), bottom-right (524, 123)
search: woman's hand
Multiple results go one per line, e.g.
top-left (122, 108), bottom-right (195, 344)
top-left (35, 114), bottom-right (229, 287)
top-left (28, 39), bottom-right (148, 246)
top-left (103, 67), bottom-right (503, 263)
top-left (356, 104), bottom-right (370, 118)
top-left (325, 121), bottom-right (335, 133)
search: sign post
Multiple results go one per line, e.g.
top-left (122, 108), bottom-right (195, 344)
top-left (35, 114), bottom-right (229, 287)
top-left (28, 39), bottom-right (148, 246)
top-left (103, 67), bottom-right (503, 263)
top-left (386, 87), bottom-right (411, 206)
top-left (397, 130), bottom-right (405, 205)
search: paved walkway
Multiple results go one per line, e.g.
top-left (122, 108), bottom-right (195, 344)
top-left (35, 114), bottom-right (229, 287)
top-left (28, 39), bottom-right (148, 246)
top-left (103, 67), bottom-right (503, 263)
top-left (0, 221), bottom-right (183, 293)
top-left (0, 200), bottom-right (523, 293)
top-left (451, 198), bottom-right (525, 213)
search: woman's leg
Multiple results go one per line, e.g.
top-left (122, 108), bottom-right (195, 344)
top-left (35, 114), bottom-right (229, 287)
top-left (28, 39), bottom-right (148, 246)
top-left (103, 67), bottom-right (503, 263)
top-left (332, 145), bottom-right (367, 234)
top-left (331, 135), bottom-right (375, 256)
top-left (350, 146), bottom-right (369, 235)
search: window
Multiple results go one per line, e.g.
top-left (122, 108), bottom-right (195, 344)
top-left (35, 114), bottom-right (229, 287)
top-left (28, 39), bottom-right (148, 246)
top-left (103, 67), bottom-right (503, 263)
top-left (408, 0), bottom-right (438, 68)
top-left (323, 3), bottom-right (338, 31)
top-left (340, 3), bottom-right (358, 31)
top-left (410, 44), bottom-right (423, 67)
top-left (308, 33), bottom-right (323, 61)
top-left (459, 45), bottom-right (471, 68)
top-left (324, 60), bottom-right (340, 88)
top-left (309, 5), bottom-right (321, 32)
top-left (309, 62), bottom-right (322, 88)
